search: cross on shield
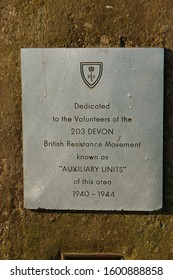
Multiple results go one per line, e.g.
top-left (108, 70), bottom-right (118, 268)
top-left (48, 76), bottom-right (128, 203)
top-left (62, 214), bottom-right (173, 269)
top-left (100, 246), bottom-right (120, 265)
top-left (80, 62), bottom-right (103, 89)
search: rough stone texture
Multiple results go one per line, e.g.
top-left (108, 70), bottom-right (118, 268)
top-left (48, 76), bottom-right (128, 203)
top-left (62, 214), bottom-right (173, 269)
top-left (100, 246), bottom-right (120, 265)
top-left (0, 0), bottom-right (173, 260)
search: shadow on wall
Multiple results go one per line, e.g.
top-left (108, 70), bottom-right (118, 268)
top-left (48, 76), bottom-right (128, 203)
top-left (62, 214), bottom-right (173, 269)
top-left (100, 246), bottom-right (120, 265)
top-left (163, 49), bottom-right (173, 214)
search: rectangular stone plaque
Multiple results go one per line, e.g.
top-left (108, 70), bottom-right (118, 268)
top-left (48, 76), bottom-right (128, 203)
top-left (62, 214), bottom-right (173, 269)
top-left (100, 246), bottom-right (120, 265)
top-left (21, 48), bottom-right (164, 211)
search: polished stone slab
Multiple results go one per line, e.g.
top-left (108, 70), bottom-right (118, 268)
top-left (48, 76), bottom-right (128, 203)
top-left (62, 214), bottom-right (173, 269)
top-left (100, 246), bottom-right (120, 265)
top-left (21, 48), bottom-right (164, 211)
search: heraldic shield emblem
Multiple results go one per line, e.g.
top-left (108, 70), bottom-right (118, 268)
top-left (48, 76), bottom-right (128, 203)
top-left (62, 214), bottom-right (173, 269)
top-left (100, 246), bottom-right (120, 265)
top-left (80, 62), bottom-right (103, 88)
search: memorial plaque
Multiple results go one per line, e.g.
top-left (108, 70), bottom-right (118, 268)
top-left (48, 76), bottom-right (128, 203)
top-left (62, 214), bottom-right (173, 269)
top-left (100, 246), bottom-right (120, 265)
top-left (21, 48), bottom-right (164, 211)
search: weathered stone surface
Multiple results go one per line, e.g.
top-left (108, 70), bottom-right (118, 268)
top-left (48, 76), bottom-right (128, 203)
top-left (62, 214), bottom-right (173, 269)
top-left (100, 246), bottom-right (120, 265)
top-left (0, 0), bottom-right (173, 259)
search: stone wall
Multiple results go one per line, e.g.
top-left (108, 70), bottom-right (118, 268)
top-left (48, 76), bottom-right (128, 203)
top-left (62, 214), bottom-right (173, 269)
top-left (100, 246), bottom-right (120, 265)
top-left (0, 0), bottom-right (173, 259)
